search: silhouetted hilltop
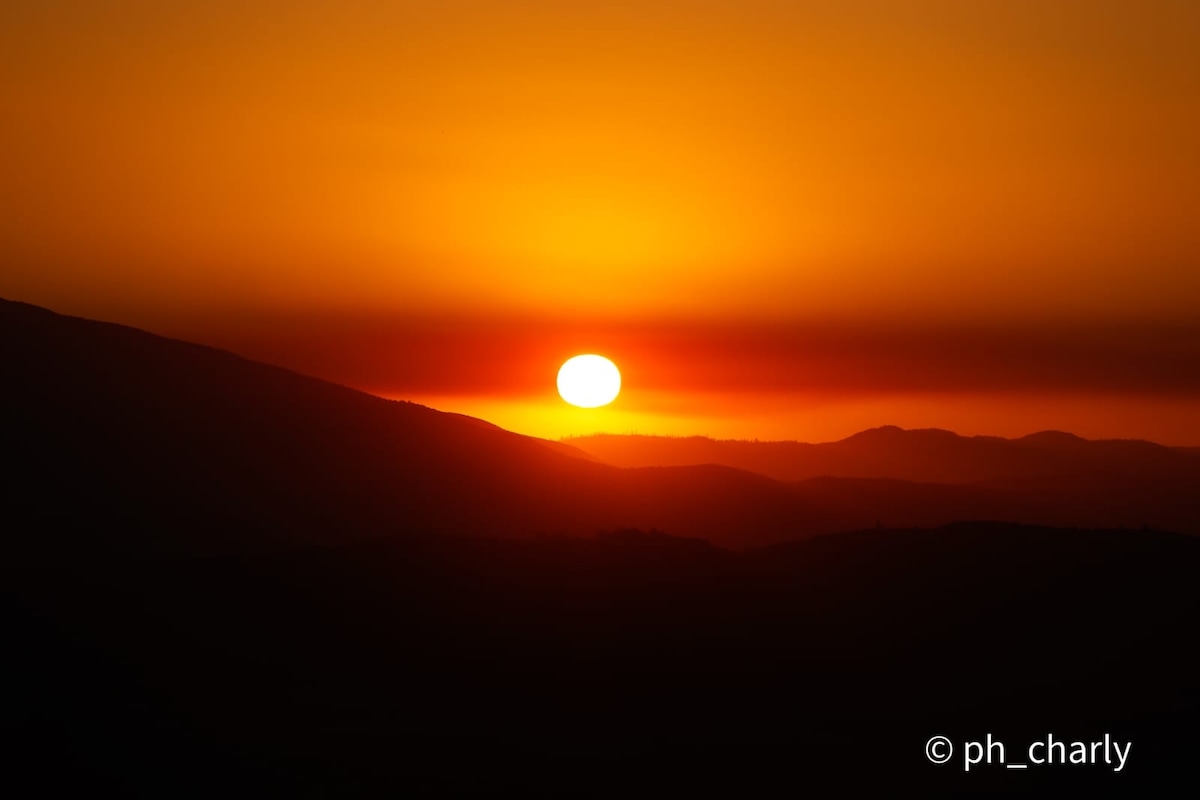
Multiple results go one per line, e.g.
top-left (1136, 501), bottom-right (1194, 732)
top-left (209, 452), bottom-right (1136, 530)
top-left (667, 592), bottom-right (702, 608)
top-left (5, 297), bottom-right (1199, 561)
top-left (0, 299), bottom-right (820, 555)
top-left (567, 426), bottom-right (1200, 484)
top-left (1, 298), bottom-right (607, 555)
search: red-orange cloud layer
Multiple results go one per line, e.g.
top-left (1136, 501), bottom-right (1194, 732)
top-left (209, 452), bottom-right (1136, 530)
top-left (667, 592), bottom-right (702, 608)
top-left (135, 311), bottom-right (1200, 445)
top-left (159, 314), bottom-right (1200, 399)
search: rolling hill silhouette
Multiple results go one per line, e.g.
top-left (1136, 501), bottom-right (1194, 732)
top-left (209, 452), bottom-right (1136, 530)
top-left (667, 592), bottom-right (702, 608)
top-left (4, 298), bottom-right (1197, 559)
top-left (570, 429), bottom-right (1200, 535)
top-left (1, 298), bottom-right (810, 555)
top-left (567, 428), bottom-right (1200, 485)
top-left (4, 298), bottom-right (1199, 796)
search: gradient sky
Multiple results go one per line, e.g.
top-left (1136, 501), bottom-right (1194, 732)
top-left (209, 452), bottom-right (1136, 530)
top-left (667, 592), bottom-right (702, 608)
top-left (3, 1), bottom-right (1198, 442)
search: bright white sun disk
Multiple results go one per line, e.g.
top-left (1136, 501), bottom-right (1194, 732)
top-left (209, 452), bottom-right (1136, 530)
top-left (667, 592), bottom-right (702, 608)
top-left (557, 354), bottom-right (621, 408)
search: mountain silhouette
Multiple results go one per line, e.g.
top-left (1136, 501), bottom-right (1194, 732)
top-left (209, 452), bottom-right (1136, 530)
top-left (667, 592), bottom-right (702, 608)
top-left (568, 429), bottom-right (1200, 535)
top-left (4, 297), bottom-right (1199, 562)
top-left (0, 298), bottom-right (810, 555)
top-left (567, 427), bottom-right (1200, 484)
top-left (4, 297), bottom-right (1199, 796)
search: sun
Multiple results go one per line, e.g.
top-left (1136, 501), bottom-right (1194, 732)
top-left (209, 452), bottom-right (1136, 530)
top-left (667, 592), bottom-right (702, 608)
top-left (557, 354), bottom-right (621, 408)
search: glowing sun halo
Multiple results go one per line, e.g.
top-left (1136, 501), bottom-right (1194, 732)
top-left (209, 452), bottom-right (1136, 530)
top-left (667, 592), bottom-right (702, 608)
top-left (557, 355), bottom-right (621, 408)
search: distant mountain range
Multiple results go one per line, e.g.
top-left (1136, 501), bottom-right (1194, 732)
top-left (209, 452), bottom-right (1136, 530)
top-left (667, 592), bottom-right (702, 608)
top-left (4, 297), bottom-right (1198, 560)
top-left (566, 428), bottom-right (1200, 485)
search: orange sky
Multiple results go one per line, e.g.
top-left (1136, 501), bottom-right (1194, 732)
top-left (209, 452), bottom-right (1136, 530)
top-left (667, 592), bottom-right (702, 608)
top-left (2, 2), bottom-right (1198, 442)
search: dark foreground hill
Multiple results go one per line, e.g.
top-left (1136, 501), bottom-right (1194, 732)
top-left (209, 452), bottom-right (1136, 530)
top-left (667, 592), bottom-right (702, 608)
top-left (5, 522), bottom-right (1199, 797)
top-left (0, 298), bottom-right (814, 553)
